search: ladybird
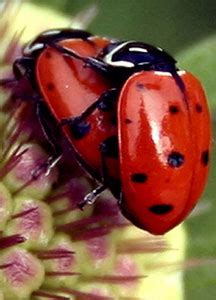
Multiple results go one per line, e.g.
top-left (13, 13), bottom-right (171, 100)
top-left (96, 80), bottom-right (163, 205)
top-left (4, 29), bottom-right (211, 235)
top-left (117, 70), bottom-right (211, 234)
top-left (12, 29), bottom-right (120, 190)
top-left (37, 32), bottom-right (183, 200)
top-left (52, 38), bottom-right (211, 234)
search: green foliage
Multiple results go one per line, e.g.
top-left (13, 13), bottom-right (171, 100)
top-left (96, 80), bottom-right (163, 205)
top-left (178, 35), bottom-right (216, 111)
top-left (32, 0), bottom-right (216, 53)
top-left (178, 32), bottom-right (216, 300)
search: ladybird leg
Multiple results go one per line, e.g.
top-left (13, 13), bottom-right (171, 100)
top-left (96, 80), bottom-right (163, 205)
top-left (48, 42), bottom-right (110, 75)
top-left (77, 135), bottom-right (118, 209)
top-left (0, 57), bottom-right (34, 86)
top-left (99, 135), bottom-right (119, 184)
top-left (77, 149), bottom-right (116, 210)
top-left (0, 78), bottom-right (17, 86)
top-left (100, 135), bottom-right (122, 196)
top-left (60, 88), bottom-right (118, 140)
top-left (13, 57), bottom-right (35, 80)
top-left (77, 151), bottom-right (110, 210)
top-left (61, 88), bottom-right (118, 122)
top-left (78, 185), bottom-right (107, 210)
top-left (30, 102), bottom-right (62, 179)
top-left (100, 149), bottom-right (112, 184)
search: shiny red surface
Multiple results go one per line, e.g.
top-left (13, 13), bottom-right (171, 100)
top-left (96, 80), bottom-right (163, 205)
top-left (118, 70), bottom-right (211, 235)
top-left (36, 37), bottom-right (119, 180)
top-left (36, 37), bottom-right (211, 235)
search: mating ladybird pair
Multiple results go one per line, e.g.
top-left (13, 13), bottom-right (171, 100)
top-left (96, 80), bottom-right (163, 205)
top-left (8, 29), bottom-right (211, 235)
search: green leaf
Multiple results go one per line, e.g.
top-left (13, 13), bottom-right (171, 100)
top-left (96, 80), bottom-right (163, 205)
top-left (178, 35), bottom-right (216, 300)
top-left (177, 35), bottom-right (216, 110)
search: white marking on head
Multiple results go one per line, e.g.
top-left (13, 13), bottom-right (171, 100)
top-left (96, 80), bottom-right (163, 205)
top-left (177, 70), bottom-right (186, 76)
top-left (103, 41), bottom-right (134, 68)
top-left (24, 43), bottom-right (44, 55)
top-left (42, 30), bottom-right (61, 36)
top-left (129, 47), bottom-right (148, 53)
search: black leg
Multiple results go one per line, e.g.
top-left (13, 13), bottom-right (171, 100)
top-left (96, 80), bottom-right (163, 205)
top-left (78, 185), bottom-right (107, 210)
top-left (48, 42), bottom-right (110, 76)
top-left (100, 135), bottom-right (122, 199)
top-left (77, 135), bottom-right (119, 209)
top-left (0, 78), bottom-right (17, 86)
top-left (60, 88), bottom-right (118, 140)
top-left (30, 102), bottom-right (62, 179)
top-left (13, 57), bottom-right (35, 81)
top-left (0, 57), bottom-right (34, 87)
top-left (77, 153), bottom-right (111, 210)
top-left (100, 147), bottom-right (113, 184)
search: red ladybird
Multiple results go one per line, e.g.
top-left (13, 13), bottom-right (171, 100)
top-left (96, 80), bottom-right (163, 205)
top-left (36, 34), bottom-right (120, 184)
top-left (3, 29), bottom-right (211, 235)
top-left (34, 40), bottom-right (212, 234)
top-left (12, 29), bottom-right (120, 191)
top-left (117, 70), bottom-right (211, 234)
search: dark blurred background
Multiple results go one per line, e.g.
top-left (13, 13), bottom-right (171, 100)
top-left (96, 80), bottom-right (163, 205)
top-left (32, 1), bottom-right (216, 299)
top-left (33, 0), bottom-right (216, 54)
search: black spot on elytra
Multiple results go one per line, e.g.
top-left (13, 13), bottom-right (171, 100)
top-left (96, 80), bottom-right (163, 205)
top-left (168, 152), bottom-right (184, 168)
top-left (125, 118), bottom-right (132, 124)
top-left (47, 82), bottom-right (55, 91)
top-left (45, 51), bottom-right (52, 59)
top-left (201, 150), bottom-right (209, 166)
top-left (136, 82), bottom-right (145, 90)
top-left (195, 103), bottom-right (203, 113)
top-left (169, 105), bottom-right (180, 114)
top-left (131, 173), bottom-right (148, 183)
top-left (165, 177), bottom-right (171, 183)
top-left (149, 204), bottom-right (173, 215)
top-left (100, 136), bottom-right (119, 158)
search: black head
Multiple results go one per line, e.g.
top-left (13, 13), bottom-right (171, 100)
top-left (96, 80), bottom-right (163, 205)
top-left (13, 29), bottom-right (92, 84)
top-left (23, 28), bottom-right (92, 58)
top-left (97, 41), bottom-right (177, 83)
